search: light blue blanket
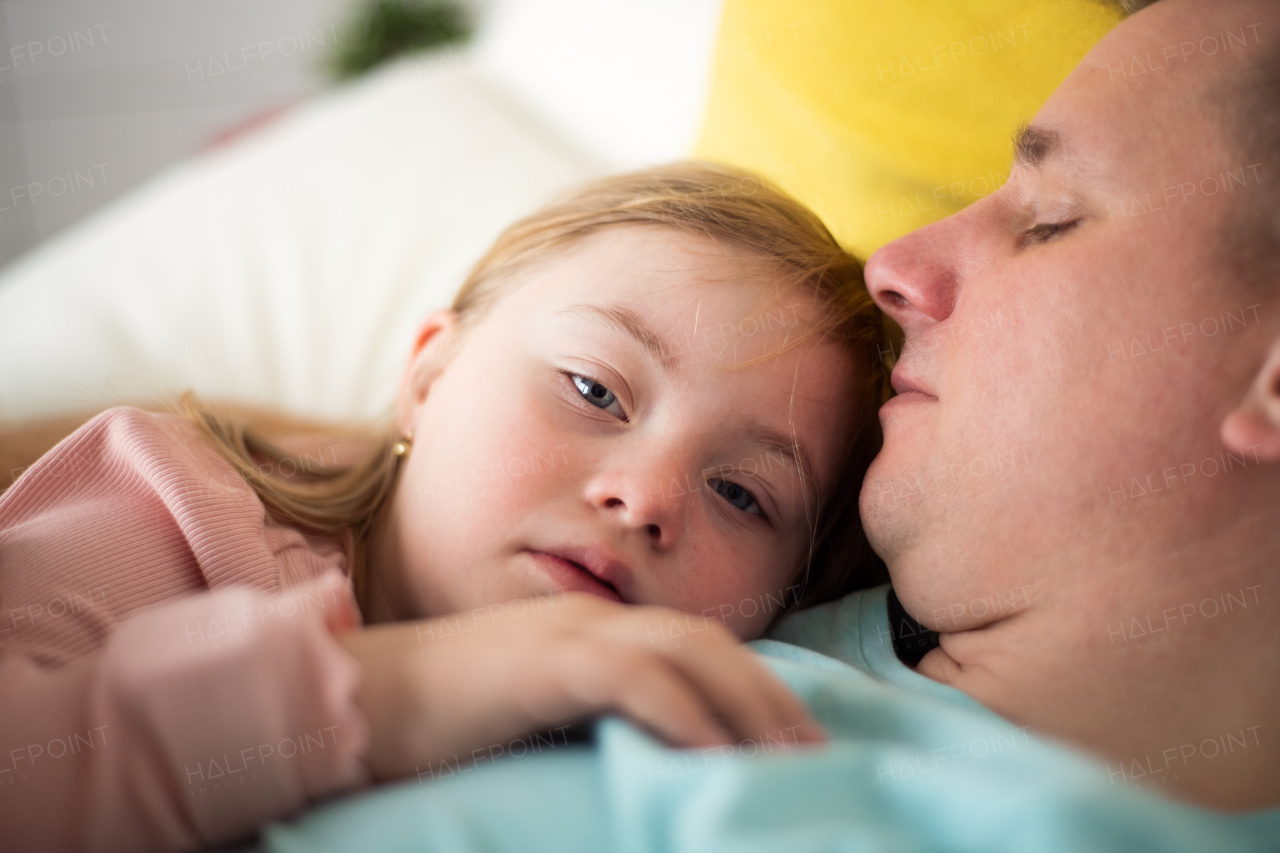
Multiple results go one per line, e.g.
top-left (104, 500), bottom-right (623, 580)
top-left (245, 586), bottom-right (1280, 852)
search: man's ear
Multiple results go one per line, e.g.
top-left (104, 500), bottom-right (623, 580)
top-left (395, 310), bottom-right (461, 438)
top-left (1222, 338), bottom-right (1280, 461)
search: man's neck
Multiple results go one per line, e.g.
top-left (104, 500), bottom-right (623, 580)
top-left (915, 577), bottom-right (1279, 811)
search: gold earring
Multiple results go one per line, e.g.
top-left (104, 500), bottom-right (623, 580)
top-left (393, 434), bottom-right (413, 457)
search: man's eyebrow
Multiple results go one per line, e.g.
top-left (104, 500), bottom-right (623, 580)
top-left (742, 421), bottom-right (821, 512)
top-left (1013, 124), bottom-right (1061, 169)
top-left (557, 303), bottom-right (677, 372)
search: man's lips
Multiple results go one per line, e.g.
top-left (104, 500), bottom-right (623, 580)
top-left (888, 366), bottom-right (937, 400)
top-left (526, 550), bottom-right (626, 603)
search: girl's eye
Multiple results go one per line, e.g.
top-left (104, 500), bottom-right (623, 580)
top-left (709, 478), bottom-right (764, 517)
top-left (1023, 220), bottom-right (1078, 245)
top-left (569, 373), bottom-right (627, 420)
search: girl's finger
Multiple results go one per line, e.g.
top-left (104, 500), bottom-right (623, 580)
top-left (554, 642), bottom-right (734, 749)
top-left (601, 607), bottom-right (826, 748)
top-left (674, 642), bottom-right (827, 747)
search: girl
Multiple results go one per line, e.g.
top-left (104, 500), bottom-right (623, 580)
top-left (0, 162), bottom-right (888, 851)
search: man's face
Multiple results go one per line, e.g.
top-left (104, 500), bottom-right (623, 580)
top-left (860, 0), bottom-right (1275, 630)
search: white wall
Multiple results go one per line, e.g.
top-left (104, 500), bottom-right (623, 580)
top-left (0, 0), bottom-right (722, 270)
top-left (0, 0), bottom-right (351, 269)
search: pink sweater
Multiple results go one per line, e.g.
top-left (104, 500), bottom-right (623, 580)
top-left (0, 408), bottom-right (373, 851)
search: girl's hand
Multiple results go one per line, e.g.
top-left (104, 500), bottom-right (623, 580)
top-left (336, 592), bottom-right (826, 781)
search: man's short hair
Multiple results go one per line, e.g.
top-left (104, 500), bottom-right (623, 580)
top-left (1112, 0), bottom-right (1279, 280)
top-left (1232, 36), bottom-right (1280, 272)
top-left (1210, 7), bottom-right (1280, 280)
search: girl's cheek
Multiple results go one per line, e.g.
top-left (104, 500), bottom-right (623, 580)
top-left (473, 395), bottom-right (579, 505)
top-left (679, 537), bottom-right (764, 618)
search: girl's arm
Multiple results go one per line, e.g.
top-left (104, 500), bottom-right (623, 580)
top-left (0, 407), bottom-right (373, 851)
top-left (0, 578), bottom-right (821, 851)
top-left (0, 572), bottom-right (372, 852)
top-left (337, 593), bottom-right (827, 783)
top-left (1, 402), bottom-right (372, 493)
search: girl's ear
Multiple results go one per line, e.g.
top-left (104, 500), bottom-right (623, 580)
top-left (395, 310), bottom-right (461, 437)
top-left (1222, 337), bottom-right (1280, 462)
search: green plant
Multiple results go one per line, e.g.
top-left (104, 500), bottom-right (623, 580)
top-left (330, 0), bottom-right (472, 79)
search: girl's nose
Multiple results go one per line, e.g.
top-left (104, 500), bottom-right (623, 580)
top-left (584, 455), bottom-right (690, 548)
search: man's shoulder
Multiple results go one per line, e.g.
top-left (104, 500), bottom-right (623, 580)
top-left (765, 585), bottom-right (892, 676)
top-left (762, 585), bottom-right (981, 712)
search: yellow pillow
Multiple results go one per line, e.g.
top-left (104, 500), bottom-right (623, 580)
top-left (696, 1), bottom-right (1122, 257)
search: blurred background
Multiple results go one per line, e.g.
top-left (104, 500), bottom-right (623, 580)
top-left (0, 0), bottom-right (721, 269)
top-left (0, 0), bottom-right (1117, 426)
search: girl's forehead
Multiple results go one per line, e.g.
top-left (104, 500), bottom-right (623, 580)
top-left (505, 226), bottom-right (816, 327)
top-left (476, 222), bottom-right (859, 398)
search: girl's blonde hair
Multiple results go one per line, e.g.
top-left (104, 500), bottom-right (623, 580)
top-left (183, 162), bottom-right (890, 628)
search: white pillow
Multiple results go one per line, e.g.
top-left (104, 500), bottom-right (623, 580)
top-left (0, 0), bottom-right (725, 424)
top-left (0, 57), bottom-right (601, 422)
top-left (472, 0), bottom-right (723, 168)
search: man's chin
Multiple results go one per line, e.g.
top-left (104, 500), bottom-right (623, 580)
top-left (859, 452), bottom-right (928, 528)
top-left (858, 458), bottom-right (940, 594)
top-left (858, 491), bottom-right (914, 571)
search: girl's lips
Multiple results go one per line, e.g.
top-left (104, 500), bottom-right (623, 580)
top-left (526, 550), bottom-right (624, 603)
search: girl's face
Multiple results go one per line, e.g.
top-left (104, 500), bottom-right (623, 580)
top-left (368, 226), bottom-right (860, 639)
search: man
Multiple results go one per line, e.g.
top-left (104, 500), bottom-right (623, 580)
top-left (861, 0), bottom-right (1278, 811)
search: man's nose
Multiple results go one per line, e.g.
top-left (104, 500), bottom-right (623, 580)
top-left (584, 452), bottom-right (690, 548)
top-left (864, 219), bottom-right (963, 334)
